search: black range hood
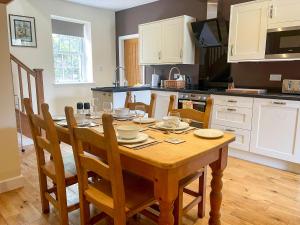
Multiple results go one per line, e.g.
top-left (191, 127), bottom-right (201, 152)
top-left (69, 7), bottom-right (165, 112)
top-left (191, 18), bottom-right (229, 48)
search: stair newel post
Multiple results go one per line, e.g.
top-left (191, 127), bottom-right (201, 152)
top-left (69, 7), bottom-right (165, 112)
top-left (33, 69), bottom-right (44, 115)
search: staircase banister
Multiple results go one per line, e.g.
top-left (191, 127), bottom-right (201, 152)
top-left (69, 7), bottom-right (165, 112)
top-left (10, 53), bottom-right (36, 76)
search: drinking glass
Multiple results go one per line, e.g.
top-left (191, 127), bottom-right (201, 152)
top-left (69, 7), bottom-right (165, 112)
top-left (91, 98), bottom-right (101, 118)
top-left (168, 111), bottom-right (181, 134)
top-left (103, 102), bottom-right (113, 114)
top-left (135, 105), bottom-right (146, 127)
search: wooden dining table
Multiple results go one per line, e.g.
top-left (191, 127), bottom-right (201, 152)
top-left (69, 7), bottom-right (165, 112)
top-left (56, 120), bottom-right (235, 225)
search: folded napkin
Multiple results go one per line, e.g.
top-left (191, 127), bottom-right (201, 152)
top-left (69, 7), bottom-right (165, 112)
top-left (122, 138), bottom-right (161, 150)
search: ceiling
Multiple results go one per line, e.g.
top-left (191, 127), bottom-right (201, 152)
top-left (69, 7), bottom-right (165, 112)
top-left (64, 0), bottom-right (160, 11)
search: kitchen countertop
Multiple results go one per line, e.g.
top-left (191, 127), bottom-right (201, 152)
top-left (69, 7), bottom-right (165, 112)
top-left (91, 86), bottom-right (300, 101)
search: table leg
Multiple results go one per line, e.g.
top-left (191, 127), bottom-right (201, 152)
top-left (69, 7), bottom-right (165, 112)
top-left (154, 173), bottom-right (178, 225)
top-left (208, 146), bottom-right (228, 225)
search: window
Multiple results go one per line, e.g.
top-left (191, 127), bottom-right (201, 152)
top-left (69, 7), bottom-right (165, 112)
top-left (52, 34), bottom-right (85, 83)
top-left (51, 18), bottom-right (92, 84)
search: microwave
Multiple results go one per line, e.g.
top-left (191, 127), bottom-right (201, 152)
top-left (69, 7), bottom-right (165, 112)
top-left (265, 26), bottom-right (300, 59)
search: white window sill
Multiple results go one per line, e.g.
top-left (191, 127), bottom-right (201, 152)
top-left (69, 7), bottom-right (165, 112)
top-left (53, 82), bottom-right (96, 86)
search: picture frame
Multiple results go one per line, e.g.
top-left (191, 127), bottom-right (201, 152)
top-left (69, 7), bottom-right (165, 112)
top-left (9, 14), bottom-right (37, 48)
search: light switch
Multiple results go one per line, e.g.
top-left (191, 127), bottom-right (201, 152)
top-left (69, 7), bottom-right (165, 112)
top-left (270, 74), bottom-right (282, 81)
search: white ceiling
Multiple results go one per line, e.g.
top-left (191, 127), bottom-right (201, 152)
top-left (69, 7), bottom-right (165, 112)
top-left (64, 0), bottom-right (160, 11)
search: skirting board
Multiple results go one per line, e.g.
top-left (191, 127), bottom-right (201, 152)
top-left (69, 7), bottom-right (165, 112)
top-left (0, 175), bottom-right (24, 194)
top-left (229, 148), bottom-right (300, 174)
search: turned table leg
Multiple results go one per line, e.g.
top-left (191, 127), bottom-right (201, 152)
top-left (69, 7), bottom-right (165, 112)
top-left (208, 146), bottom-right (228, 225)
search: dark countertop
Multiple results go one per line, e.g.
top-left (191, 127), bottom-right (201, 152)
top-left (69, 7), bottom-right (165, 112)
top-left (91, 86), bottom-right (300, 101)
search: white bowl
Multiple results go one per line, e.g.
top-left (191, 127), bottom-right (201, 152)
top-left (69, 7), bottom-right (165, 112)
top-left (115, 108), bottom-right (130, 117)
top-left (162, 116), bottom-right (180, 128)
top-left (117, 125), bottom-right (140, 140)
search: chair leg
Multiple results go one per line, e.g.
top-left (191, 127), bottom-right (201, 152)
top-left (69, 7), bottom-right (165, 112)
top-left (39, 173), bottom-right (50, 214)
top-left (174, 186), bottom-right (183, 225)
top-left (57, 186), bottom-right (69, 225)
top-left (198, 167), bottom-right (207, 218)
top-left (80, 195), bottom-right (90, 225)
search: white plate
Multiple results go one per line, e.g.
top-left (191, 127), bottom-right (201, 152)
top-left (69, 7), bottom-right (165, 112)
top-left (56, 121), bottom-right (98, 128)
top-left (52, 116), bottom-right (66, 122)
top-left (117, 133), bottom-right (149, 144)
top-left (194, 129), bottom-right (224, 139)
top-left (133, 117), bottom-right (156, 124)
top-left (113, 114), bottom-right (135, 119)
top-left (155, 122), bottom-right (189, 131)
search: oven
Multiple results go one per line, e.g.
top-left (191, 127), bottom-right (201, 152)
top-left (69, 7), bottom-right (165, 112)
top-left (265, 26), bottom-right (300, 59)
top-left (177, 93), bottom-right (208, 112)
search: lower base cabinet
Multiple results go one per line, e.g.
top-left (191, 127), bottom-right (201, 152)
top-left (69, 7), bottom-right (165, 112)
top-left (250, 98), bottom-right (300, 163)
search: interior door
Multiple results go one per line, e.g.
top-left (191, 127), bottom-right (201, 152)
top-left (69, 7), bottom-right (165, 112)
top-left (139, 23), bottom-right (162, 64)
top-left (124, 39), bottom-right (141, 86)
top-left (269, 0), bottom-right (300, 28)
top-left (228, 1), bottom-right (269, 61)
top-left (250, 99), bottom-right (300, 163)
top-left (161, 17), bottom-right (183, 63)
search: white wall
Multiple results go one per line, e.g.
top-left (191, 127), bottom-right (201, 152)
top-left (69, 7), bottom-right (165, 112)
top-left (7, 0), bottom-right (116, 114)
top-left (0, 3), bottom-right (22, 193)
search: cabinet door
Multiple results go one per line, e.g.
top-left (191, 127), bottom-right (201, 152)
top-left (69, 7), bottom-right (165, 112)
top-left (250, 99), bottom-right (300, 163)
top-left (212, 124), bottom-right (251, 152)
top-left (269, 0), bottom-right (300, 29)
top-left (161, 17), bottom-right (183, 64)
top-left (228, 1), bottom-right (269, 62)
top-left (139, 23), bottom-right (162, 65)
top-left (152, 91), bottom-right (178, 120)
top-left (212, 105), bottom-right (253, 130)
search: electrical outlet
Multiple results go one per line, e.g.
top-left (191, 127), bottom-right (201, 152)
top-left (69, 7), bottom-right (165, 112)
top-left (270, 74), bottom-right (282, 81)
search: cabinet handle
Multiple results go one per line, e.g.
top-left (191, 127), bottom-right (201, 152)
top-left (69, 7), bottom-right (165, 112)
top-left (228, 100), bottom-right (237, 103)
top-left (227, 108), bottom-right (237, 112)
top-left (270, 5), bottom-right (274, 19)
top-left (225, 129), bottom-right (236, 133)
top-left (158, 51), bottom-right (161, 60)
top-left (180, 49), bottom-right (183, 59)
top-left (230, 45), bottom-right (234, 56)
top-left (272, 101), bottom-right (286, 105)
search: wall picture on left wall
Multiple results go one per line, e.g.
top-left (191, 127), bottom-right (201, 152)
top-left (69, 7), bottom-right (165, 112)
top-left (9, 14), bottom-right (37, 47)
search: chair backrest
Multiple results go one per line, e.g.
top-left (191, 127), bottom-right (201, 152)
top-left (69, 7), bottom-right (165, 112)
top-left (65, 107), bottom-right (126, 215)
top-left (125, 92), bottom-right (157, 118)
top-left (23, 98), bottom-right (66, 184)
top-left (168, 95), bottom-right (213, 129)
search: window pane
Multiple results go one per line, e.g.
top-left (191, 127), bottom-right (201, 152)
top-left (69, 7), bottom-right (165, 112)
top-left (52, 33), bottom-right (85, 83)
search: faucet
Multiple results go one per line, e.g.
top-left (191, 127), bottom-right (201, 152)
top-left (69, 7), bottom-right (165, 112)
top-left (113, 66), bottom-right (125, 87)
top-left (168, 66), bottom-right (181, 80)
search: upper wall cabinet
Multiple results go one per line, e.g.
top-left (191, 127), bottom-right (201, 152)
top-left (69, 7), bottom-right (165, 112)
top-left (268, 0), bottom-right (300, 29)
top-left (139, 16), bottom-right (196, 65)
top-left (228, 1), bottom-right (269, 62)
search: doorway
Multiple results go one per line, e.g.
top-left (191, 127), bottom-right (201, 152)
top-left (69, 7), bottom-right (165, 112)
top-left (119, 34), bottom-right (145, 86)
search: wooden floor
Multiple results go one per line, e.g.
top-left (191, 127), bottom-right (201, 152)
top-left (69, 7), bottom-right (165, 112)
top-left (1, 144), bottom-right (300, 225)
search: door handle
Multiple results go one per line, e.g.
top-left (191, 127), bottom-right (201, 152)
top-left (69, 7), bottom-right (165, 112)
top-left (158, 51), bottom-right (161, 60)
top-left (230, 45), bottom-right (234, 56)
top-left (270, 5), bottom-right (274, 19)
top-left (228, 100), bottom-right (237, 103)
top-left (225, 129), bottom-right (236, 133)
top-left (272, 101), bottom-right (286, 105)
top-left (227, 108), bottom-right (237, 112)
top-left (180, 49), bottom-right (183, 59)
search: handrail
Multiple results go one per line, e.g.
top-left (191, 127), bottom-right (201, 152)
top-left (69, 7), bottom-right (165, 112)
top-left (10, 54), bottom-right (36, 77)
top-left (10, 53), bottom-right (44, 114)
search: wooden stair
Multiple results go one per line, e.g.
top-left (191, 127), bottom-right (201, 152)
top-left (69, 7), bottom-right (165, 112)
top-left (10, 54), bottom-right (44, 139)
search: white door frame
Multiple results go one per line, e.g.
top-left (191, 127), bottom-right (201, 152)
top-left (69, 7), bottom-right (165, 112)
top-left (118, 34), bottom-right (145, 86)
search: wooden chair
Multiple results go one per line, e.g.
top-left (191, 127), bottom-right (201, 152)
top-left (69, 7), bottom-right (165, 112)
top-left (125, 92), bottom-right (157, 118)
top-left (168, 95), bottom-right (213, 225)
top-left (23, 98), bottom-right (79, 225)
top-left (65, 107), bottom-right (157, 225)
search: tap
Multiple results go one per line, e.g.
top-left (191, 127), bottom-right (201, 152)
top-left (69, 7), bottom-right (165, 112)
top-left (113, 66), bottom-right (125, 87)
top-left (168, 66), bottom-right (181, 80)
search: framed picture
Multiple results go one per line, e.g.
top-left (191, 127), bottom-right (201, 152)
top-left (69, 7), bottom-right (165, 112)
top-left (9, 14), bottom-right (37, 48)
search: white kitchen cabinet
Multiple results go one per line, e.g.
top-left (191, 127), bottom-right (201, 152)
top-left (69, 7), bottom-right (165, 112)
top-left (212, 105), bottom-right (253, 130)
top-left (139, 23), bottom-right (162, 64)
top-left (212, 124), bottom-right (251, 152)
top-left (250, 98), bottom-right (300, 163)
top-left (139, 15), bottom-right (195, 65)
top-left (228, 1), bottom-right (269, 62)
top-left (151, 91), bottom-right (178, 120)
top-left (268, 0), bottom-right (300, 29)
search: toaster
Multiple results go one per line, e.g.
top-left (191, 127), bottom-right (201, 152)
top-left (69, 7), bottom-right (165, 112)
top-left (282, 79), bottom-right (300, 94)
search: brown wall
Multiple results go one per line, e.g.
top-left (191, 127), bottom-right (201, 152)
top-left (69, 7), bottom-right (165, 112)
top-left (115, 0), bottom-right (207, 85)
top-left (220, 0), bottom-right (300, 90)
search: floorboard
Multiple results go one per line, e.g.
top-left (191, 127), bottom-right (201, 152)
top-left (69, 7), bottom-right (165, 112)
top-left (0, 144), bottom-right (300, 225)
